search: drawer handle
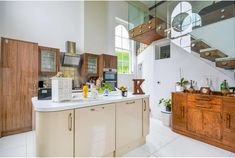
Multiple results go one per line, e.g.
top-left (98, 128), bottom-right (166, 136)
top-left (126, 101), bottom-right (135, 104)
top-left (139, 30), bottom-right (142, 33)
top-left (148, 21), bottom-right (152, 24)
top-left (148, 26), bottom-right (152, 29)
top-left (221, 15), bottom-right (225, 19)
top-left (226, 113), bottom-right (231, 129)
top-left (68, 113), bottom-right (72, 131)
top-left (90, 108), bottom-right (95, 111)
top-left (221, 9), bottom-right (225, 13)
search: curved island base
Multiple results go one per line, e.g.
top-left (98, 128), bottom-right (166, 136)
top-left (32, 94), bottom-right (150, 157)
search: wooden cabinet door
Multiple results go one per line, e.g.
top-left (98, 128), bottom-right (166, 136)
top-left (36, 110), bottom-right (74, 157)
top-left (39, 46), bottom-right (60, 76)
top-left (75, 104), bottom-right (115, 157)
top-left (116, 99), bottom-right (142, 153)
top-left (110, 56), bottom-right (117, 69)
top-left (103, 55), bottom-right (111, 68)
top-left (203, 110), bottom-right (222, 141)
top-left (172, 93), bottom-right (187, 131)
top-left (1, 38), bottom-right (38, 136)
top-left (103, 55), bottom-right (117, 69)
top-left (143, 98), bottom-right (150, 136)
top-left (222, 98), bottom-right (235, 148)
top-left (187, 107), bottom-right (203, 135)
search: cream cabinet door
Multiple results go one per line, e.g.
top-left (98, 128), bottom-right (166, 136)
top-left (143, 97), bottom-right (150, 136)
top-left (116, 99), bottom-right (143, 149)
top-left (36, 110), bottom-right (74, 157)
top-left (75, 104), bottom-right (115, 157)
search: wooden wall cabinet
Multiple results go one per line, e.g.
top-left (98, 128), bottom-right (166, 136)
top-left (172, 92), bottom-right (235, 152)
top-left (99, 54), bottom-right (117, 77)
top-left (39, 46), bottom-right (60, 76)
top-left (0, 38), bottom-right (38, 137)
top-left (80, 53), bottom-right (99, 78)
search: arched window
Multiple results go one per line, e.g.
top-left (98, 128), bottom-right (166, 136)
top-left (115, 25), bottom-right (132, 74)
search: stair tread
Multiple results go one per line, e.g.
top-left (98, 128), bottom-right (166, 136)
top-left (200, 49), bottom-right (228, 62)
top-left (191, 39), bottom-right (210, 53)
top-left (216, 58), bottom-right (235, 69)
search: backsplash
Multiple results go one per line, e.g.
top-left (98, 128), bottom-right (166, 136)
top-left (39, 66), bottom-right (81, 88)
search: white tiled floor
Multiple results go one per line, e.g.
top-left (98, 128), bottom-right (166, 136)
top-left (0, 119), bottom-right (234, 157)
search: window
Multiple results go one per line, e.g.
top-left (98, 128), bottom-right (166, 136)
top-left (115, 25), bottom-right (132, 74)
top-left (155, 44), bottom-right (170, 60)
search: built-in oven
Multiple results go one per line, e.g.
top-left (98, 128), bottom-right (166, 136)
top-left (103, 68), bottom-right (117, 90)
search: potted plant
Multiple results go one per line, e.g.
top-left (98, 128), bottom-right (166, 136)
top-left (176, 78), bottom-right (189, 92)
top-left (159, 98), bottom-right (171, 112)
top-left (118, 86), bottom-right (128, 97)
top-left (159, 98), bottom-right (172, 126)
top-left (98, 83), bottom-right (113, 96)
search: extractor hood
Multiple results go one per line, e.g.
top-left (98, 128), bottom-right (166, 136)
top-left (62, 41), bottom-right (81, 67)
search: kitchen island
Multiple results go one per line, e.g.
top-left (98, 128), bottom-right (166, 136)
top-left (32, 93), bottom-right (150, 157)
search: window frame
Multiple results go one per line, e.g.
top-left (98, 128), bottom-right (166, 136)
top-left (115, 23), bottom-right (134, 74)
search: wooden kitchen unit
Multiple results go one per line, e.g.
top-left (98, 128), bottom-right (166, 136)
top-left (98, 54), bottom-right (117, 77)
top-left (38, 46), bottom-right (60, 76)
top-left (80, 53), bottom-right (99, 78)
top-left (172, 92), bottom-right (235, 152)
top-left (0, 37), bottom-right (38, 137)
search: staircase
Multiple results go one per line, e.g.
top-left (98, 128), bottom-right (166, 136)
top-left (128, 1), bottom-right (235, 74)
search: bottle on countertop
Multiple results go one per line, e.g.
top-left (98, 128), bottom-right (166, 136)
top-left (220, 80), bottom-right (230, 95)
top-left (83, 84), bottom-right (88, 98)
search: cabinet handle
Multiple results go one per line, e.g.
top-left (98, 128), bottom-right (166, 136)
top-left (126, 101), bottom-right (135, 105)
top-left (90, 108), bottom-right (95, 111)
top-left (181, 106), bottom-right (185, 118)
top-left (226, 113), bottom-right (231, 129)
top-left (33, 80), bottom-right (37, 93)
top-left (144, 100), bottom-right (147, 111)
top-left (68, 113), bottom-right (72, 131)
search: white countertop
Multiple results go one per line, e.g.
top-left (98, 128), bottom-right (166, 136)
top-left (32, 92), bottom-right (149, 112)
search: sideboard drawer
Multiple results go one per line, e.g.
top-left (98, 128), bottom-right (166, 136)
top-left (188, 101), bottom-right (221, 112)
top-left (188, 94), bottom-right (222, 105)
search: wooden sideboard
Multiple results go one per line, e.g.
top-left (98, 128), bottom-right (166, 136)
top-left (172, 92), bottom-right (235, 152)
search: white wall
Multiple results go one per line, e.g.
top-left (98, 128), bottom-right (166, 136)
top-left (191, 18), bottom-right (235, 57)
top-left (84, 1), bottom-right (107, 54)
top-left (138, 39), bottom-right (235, 119)
top-left (0, 1), bottom-right (84, 52)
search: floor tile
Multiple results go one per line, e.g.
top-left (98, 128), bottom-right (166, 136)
top-left (230, 152), bottom-right (235, 157)
top-left (122, 146), bottom-right (151, 157)
top-left (154, 136), bottom-right (231, 157)
top-left (0, 133), bottom-right (26, 152)
top-left (141, 119), bottom-right (179, 154)
top-left (26, 131), bottom-right (36, 157)
top-left (0, 145), bottom-right (26, 157)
